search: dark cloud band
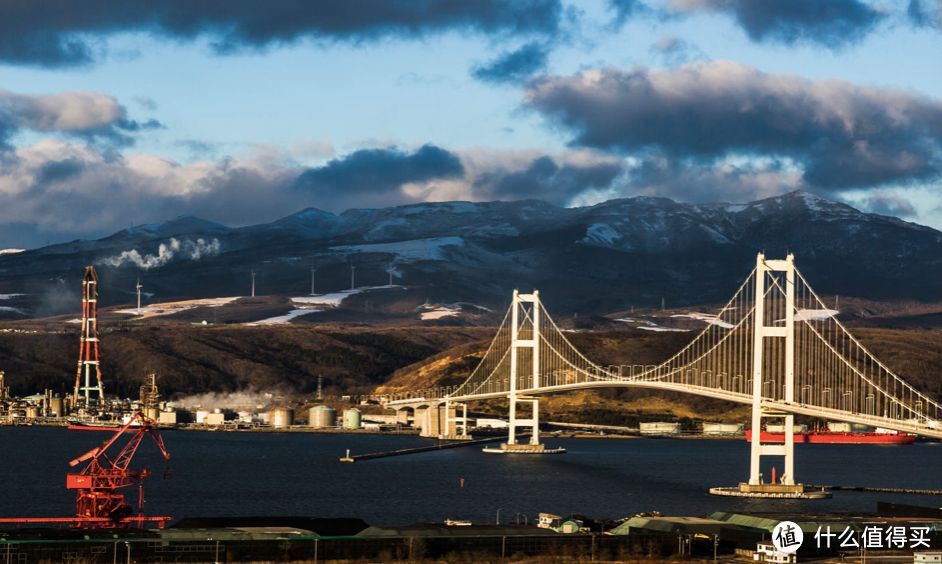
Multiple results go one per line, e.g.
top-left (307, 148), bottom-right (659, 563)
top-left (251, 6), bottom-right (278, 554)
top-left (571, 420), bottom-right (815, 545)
top-left (525, 61), bottom-right (942, 191)
top-left (0, 0), bottom-right (562, 67)
top-left (661, 0), bottom-right (884, 49)
top-left (294, 144), bottom-right (464, 200)
top-left (473, 155), bottom-right (624, 204)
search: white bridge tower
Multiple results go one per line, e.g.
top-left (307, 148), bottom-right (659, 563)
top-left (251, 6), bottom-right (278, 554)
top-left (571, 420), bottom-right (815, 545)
top-left (507, 289), bottom-right (541, 447)
top-left (749, 253), bottom-right (797, 487)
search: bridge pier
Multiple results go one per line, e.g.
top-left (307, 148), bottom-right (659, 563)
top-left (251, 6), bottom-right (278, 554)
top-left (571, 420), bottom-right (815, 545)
top-left (508, 397), bottom-right (539, 446)
top-left (439, 401), bottom-right (471, 440)
top-left (411, 403), bottom-right (471, 439)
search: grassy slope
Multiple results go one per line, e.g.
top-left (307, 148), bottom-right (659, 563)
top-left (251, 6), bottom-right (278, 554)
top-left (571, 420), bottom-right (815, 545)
top-left (0, 322), bottom-right (491, 399)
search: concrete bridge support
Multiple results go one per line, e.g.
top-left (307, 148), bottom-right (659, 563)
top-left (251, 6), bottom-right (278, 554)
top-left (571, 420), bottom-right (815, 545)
top-left (440, 401), bottom-right (470, 439)
top-left (414, 406), bottom-right (428, 434)
top-left (414, 404), bottom-right (463, 438)
top-left (508, 397), bottom-right (540, 446)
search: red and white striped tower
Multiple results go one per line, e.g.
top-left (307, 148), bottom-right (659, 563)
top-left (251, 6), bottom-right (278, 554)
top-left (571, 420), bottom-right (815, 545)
top-left (73, 266), bottom-right (105, 406)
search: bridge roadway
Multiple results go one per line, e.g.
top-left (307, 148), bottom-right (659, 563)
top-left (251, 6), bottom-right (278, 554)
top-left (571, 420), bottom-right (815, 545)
top-left (388, 378), bottom-right (942, 440)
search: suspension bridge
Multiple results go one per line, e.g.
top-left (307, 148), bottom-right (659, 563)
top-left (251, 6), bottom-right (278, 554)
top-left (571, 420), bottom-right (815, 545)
top-left (378, 254), bottom-right (942, 496)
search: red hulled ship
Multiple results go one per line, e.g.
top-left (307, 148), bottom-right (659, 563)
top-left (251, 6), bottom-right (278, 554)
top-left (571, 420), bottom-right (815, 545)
top-left (745, 429), bottom-right (916, 444)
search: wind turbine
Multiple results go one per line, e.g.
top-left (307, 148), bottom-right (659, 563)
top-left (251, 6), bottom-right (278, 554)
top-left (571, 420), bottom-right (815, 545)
top-left (136, 277), bottom-right (143, 316)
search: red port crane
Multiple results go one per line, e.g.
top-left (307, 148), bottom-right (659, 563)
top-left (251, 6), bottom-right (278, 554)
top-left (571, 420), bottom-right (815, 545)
top-left (0, 412), bottom-right (172, 528)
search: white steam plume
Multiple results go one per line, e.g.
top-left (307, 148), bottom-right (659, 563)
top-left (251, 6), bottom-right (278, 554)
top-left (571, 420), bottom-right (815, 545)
top-left (173, 390), bottom-right (289, 411)
top-left (100, 237), bottom-right (221, 270)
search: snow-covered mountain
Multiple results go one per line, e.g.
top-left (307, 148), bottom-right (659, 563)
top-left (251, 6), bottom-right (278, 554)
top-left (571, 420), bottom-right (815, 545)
top-left (2, 191), bottom-right (941, 318)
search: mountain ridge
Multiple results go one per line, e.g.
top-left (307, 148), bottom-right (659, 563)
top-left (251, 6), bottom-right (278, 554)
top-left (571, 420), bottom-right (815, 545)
top-left (2, 190), bottom-right (941, 318)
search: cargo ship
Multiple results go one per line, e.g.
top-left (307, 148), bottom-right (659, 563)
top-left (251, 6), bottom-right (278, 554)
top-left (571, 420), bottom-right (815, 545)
top-left (67, 419), bottom-right (140, 432)
top-left (745, 429), bottom-right (916, 444)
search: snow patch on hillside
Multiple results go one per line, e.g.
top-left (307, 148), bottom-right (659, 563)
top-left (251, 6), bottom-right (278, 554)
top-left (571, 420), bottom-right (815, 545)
top-left (291, 288), bottom-right (367, 307)
top-left (0, 294), bottom-right (25, 300)
top-left (291, 285), bottom-right (405, 307)
top-left (671, 312), bottom-right (734, 329)
top-left (795, 308), bottom-right (838, 321)
top-left (771, 308), bottom-right (838, 323)
top-left (116, 297), bottom-right (238, 318)
top-left (421, 307), bottom-right (460, 320)
top-left (0, 249), bottom-right (25, 255)
top-left (416, 301), bottom-right (489, 321)
top-left (331, 237), bottom-right (463, 262)
top-left (580, 223), bottom-right (621, 246)
top-left (637, 325), bottom-right (690, 333)
top-left (615, 317), bottom-right (690, 332)
top-left (250, 309), bottom-right (320, 325)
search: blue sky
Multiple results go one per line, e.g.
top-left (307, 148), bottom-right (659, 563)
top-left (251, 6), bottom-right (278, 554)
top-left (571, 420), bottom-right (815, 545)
top-left (1, 0), bottom-right (941, 247)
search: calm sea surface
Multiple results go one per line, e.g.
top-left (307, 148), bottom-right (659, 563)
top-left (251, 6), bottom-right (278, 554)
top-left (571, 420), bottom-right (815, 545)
top-left (1, 428), bottom-right (940, 525)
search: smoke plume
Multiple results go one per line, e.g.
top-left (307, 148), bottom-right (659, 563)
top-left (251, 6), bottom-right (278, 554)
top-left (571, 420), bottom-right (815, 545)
top-left (173, 389), bottom-right (289, 411)
top-left (100, 237), bottom-right (221, 270)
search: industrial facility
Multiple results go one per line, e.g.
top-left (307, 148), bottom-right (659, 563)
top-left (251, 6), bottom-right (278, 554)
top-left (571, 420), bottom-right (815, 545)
top-left (0, 267), bottom-right (406, 435)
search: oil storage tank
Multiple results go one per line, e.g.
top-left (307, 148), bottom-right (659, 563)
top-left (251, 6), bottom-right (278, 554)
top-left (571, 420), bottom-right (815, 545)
top-left (342, 408), bottom-right (361, 430)
top-left (269, 407), bottom-right (294, 428)
top-left (49, 396), bottom-right (64, 417)
top-left (309, 405), bottom-right (336, 428)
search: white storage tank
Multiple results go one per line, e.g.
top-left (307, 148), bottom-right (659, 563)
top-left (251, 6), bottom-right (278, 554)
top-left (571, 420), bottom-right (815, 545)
top-left (204, 412), bottom-right (225, 426)
top-left (702, 423), bottom-right (744, 435)
top-left (639, 422), bottom-right (680, 435)
top-left (269, 407), bottom-right (294, 428)
top-left (195, 410), bottom-right (210, 424)
top-left (342, 408), bottom-right (362, 430)
top-left (474, 418), bottom-right (509, 429)
top-left (309, 405), bottom-right (337, 428)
